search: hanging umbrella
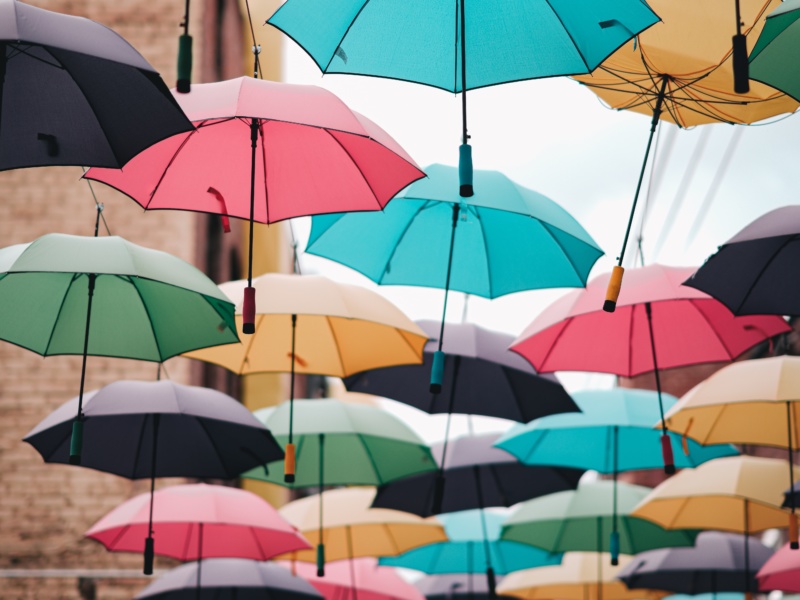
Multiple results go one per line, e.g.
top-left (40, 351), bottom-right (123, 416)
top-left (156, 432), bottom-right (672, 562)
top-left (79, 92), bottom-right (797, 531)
top-left (0, 230), bottom-right (238, 465)
top-left (86, 483), bottom-right (310, 577)
top-left (415, 574), bottom-right (513, 600)
top-left (756, 541), bottom-right (800, 592)
top-left (497, 552), bottom-right (667, 600)
top-left (343, 319), bottom-right (578, 422)
top-left (267, 0), bottom-right (658, 200)
top-left (683, 205), bottom-right (800, 316)
top-left (663, 356), bottom-right (800, 547)
top-left (570, 0), bottom-right (799, 310)
top-left (749, 0), bottom-right (800, 103)
top-left (184, 273), bottom-right (427, 483)
top-left (379, 509), bottom-right (562, 575)
top-left (510, 264), bottom-right (789, 473)
top-left (135, 558), bottom-right (323, 600)
top-left (23, 379), bottom-right (284, 573)
top-left (307, 164), bottom-right (603, 393)
top-left (85, 76), bottom-right (424, 332)
top-left (495, 388), bottom-right (738, 564)
top-left (617, 531), bottom-right (773, 595)
top-left (0, 0), bottom-right (193, 170)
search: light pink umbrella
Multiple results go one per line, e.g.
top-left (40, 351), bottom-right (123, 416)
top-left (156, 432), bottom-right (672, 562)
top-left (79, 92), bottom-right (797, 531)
top-left (280, 558), bottom-right (425, 600)
top-left (85, 76), bottom-right (425, 333)
top-left (86, 483), bottom-right (310, 568)
top-left (757, 541), bottom-right (800, 592)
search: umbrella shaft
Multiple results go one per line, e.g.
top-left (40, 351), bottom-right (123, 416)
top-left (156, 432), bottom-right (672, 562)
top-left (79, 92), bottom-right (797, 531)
top-left (459, 0), bottom-right (468, 143)
top-left (76, 274), bottom-right (97, 418)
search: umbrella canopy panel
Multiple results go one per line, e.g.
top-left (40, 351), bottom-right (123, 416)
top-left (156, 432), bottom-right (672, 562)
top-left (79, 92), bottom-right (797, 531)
top-left (749, 0), bottom-right (800, 103)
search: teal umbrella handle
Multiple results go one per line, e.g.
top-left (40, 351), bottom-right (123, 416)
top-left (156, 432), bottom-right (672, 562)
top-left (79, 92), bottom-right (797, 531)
top-left (430, 350), bottom-right (446, 393)
top-left (609, 531), bottom-right (620, 566)
top-left (459, 144), bottom-right (473, 197)
top-left (317, 543), bottom-right (325, 577)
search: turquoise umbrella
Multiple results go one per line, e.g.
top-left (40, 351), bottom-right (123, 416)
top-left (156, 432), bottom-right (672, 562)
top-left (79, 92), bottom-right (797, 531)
top-left (306, 164), bottom-right (603, 393)
top-left (380, 509), bottom-right (562, 575)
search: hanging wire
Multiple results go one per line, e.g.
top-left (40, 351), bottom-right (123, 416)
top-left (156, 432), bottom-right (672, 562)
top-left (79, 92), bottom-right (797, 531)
top-left (630, 123), bottom-right (664, 268)
top-left (244, 0), bottom-right (263, 78)
top-left (287, 220), bottom-right (302, 275)
top-left (81, 167), bottom-right (111, 236)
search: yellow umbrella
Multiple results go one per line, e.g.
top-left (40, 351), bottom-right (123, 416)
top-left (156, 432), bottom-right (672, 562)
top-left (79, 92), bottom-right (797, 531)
top-left (664, 356), bottom-right (800, 547)
top-left (184, 273), bottom-right (428, 481)
top-left (498, 552), bottom-right (667, 600)
top-left (571, 0), bottom-right (799, 311)
top-left (276, 487), bottom-right (447, 575)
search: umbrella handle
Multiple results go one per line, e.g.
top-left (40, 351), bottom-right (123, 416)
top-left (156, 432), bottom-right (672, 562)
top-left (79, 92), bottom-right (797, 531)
top-left (486, 567), bottom-right (496, 598)
top-left (69, 418), bottom-right (84, 465)
top-left (459, 144), bottom-right (473, 197)
top-left (609, 531), bottom-right (620, 566)
top-left (661, 434), bottom-right (676, 475)
top-left (430, 351), bottom-right (446, 394)
top-left (176, 34), bottom-right (192, 93)
top-left (790, 513), bottom-right (799, 550)
top-left (144, 536), bottom-right (154, 575)
top-left (317, 543), bottom-right (325, 577)
top-left (284, 442), bottom-right (296, 483)
top-left (603, 266), bottom-right (624, 313)
top-left (242, 286), bottom-right (256, 334)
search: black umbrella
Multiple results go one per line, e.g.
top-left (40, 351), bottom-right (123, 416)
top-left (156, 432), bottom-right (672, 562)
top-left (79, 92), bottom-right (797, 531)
top-left (135, 558), bottom-right (323, 600)
top-left (617, 531), bottom-right (773, 595)
top-left (415, 574), bottom-right (513, 600)
top-left (23, 379), bottom-right (283, 574)
top-left (0, 0), bottom-right (192, 170)
top-left (685, 205), bottom-right (800, 316)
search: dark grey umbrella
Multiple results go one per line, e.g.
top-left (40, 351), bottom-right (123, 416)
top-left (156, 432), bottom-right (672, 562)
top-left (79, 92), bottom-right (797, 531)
top-left (23, 379), bottom-right (283, 573)
top-left (617, 531), bottom-right (773, 595)
top-left (135, 558), bottom-right (324, 600)
top-left (0, 0), bottom-right (192, 170)
top-left (343, 320), bottom-right (578, 422)
top-left (415, 574), bottom-right (513, 600)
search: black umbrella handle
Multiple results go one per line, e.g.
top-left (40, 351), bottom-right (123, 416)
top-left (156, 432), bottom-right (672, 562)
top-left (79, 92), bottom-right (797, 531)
top-left (732, 0), bottom-right (749, 94)
top-left (176, 0), bottom-right (192, 93)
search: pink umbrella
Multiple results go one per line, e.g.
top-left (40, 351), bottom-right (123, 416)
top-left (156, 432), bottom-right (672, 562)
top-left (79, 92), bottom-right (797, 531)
top-left (510, 264), bottom-right (790, 473)
top-left (280, 558), bottom-right (425, 600)
top-left (86, 483), bottom-right (310, 570)
top-left (85, 76), bottom-right (424, 333)
top-left (757, 541), bottom-right (800, 592)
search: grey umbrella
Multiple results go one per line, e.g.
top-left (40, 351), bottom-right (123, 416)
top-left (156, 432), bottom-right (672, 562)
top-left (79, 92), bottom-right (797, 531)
top-left (617, 531), bottom-right (773, 595)
top-left (415, 574), bottom-right (513, 600)
top-left (135, 558), bottom-right (324, 600)
top-left (23, 379), bottom-right (283, 574)
top-left (0, 0), bottom-right (192, 171)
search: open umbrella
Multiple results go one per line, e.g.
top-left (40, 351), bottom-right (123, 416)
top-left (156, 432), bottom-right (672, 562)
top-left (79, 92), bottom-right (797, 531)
top-left (684, 205), bottom-right (800, 316)
top-left (184, 273), bottom-right (427, 483)
top-left (23, 379), bottom-right (284, 573)
top-left (415, 574), bottom-right (513, 600)
top-left (0, 229), bottom-right (238, 465)
top-left (749, 0), bottom-right (800, 103)
top-left (757, 541), bottom-right (800, 592)
top-left (85, 76), bottom-right (424, 332)
top-left (495, 388), bottom-right (738, 563)
top-left (510, 264), bottom-right (789, 473)
top-left (135, 559), bottom-right (323, 600)
top-left (0, 0), bottom-right (192, 170)
top-left (570, 0), bottom-right (799, 310)
top-left (617, 531), bottom-right (773, 596)
top-left (307, 164), bottom-right (602, 394)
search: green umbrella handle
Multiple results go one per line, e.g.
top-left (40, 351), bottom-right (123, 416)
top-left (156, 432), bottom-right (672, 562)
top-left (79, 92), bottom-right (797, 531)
top-left (69, 418), bottom-right (84, 465)
top-left (177, 34), bottom-right (192, 93)
top-left (316, 543), bottom-right (325, 577)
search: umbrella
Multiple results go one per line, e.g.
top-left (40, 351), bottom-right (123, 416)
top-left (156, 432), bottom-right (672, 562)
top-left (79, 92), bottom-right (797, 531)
top-left (267, 0), bottom-right (658, 198)
top-left (306, 164), bottom-right (603, 393)
top-left (683, 205), bottom-right (800, 316)
top-left (85, 76), bottom-right (424, 331)
top-left (415, 574), bottom-right (513, 600)
top-left (750, 0), bottom-right (800, 103)
top-left (0, 230), bottom-right (238, 465)
top-left (663, 356), bottom-right (800, 547)
top-left (379, 509), bottom-right (563, 575)
top-left (757, 541), bottom-right (800, 592)
top-left (135, 558), bottom-right (323, 600)
top-left (23, 379), bottom-right (284, 573)
top-left (86, 483), bottom-right (310, 577)
top-left (617, 531), bottom-right (773, 595)
top-left (495, 388), bottom-right (738, 563)
top-left (497, 552), bottom-right (667, 600)
top-left (184, 273), bottom-right (427, 482)
top-left (0, 0), bottom-right (192, 171)
top-left (570, 0), bottom-right (799, 310)
top-left (343, 319), bottom-right (578, 422)
top-left (500, 480), bottom-right (699, 556)
top-left (510, 264), bottom-right (790, 473)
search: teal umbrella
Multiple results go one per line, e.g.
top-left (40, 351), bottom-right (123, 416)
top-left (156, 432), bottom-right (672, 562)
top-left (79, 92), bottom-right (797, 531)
top-left (750, 0), bottom-right (800, 102)
top-left (306, 164), bottom-right (603, 393)
top-left (500, 481), bottom-right (699, 561)
top-left (379, 509), bottom-right (562, 575)
top-left (241, 397), bottom-right (437, 575)
top-left (0, 223), bottom-right (238, 465)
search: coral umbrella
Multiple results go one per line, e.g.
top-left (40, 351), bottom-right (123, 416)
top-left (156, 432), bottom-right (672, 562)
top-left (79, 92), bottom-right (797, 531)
top-left (757, 541), bottom-right (800, 592)
top-left (85, 76), bottom-right (424, 333)
top-left (510, 264), bottom-right (789, 473)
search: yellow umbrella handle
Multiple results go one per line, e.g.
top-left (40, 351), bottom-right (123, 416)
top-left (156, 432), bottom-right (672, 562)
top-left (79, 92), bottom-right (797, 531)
top-left (603, 266), bottom-right (624, 313)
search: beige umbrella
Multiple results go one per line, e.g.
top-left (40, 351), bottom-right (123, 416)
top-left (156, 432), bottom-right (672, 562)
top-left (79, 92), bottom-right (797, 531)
top-left (664, 356), bottom-right (800, 547)
top-left (497, 552), bottom-right (667, 600)
top-left (184, 273), bottom-right (427, 481)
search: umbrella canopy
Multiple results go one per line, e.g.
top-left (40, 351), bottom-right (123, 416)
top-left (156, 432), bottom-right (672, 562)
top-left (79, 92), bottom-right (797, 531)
top-left (415, 574), bottom-right (513, 600)
top-left (240, 398), bottom-right (437, 487)
top-left (749, 0), bottom-right (800, 103)
top-left (0, 0), bottom-right (192, 170)
top-left (372, 433), bottom-right (583, 516)
top-left (684, 205), bottom-right (800, 316)
top-left (498, 552), bottom-right (666, 600)
top-left (343, 319), bottom-right (578, 422)
top-left (617, 531), bottom-right (773, 595)
top-left (757, 541), bottom-right (800, 592)
top-left (379, 509), bottom-right (562, 575)
top-left (495, 388), bottom-right (738, 473)
top-left (501, 480), bottom-right (699, 555)
top-left (135, 559), bottom-right (323, 600)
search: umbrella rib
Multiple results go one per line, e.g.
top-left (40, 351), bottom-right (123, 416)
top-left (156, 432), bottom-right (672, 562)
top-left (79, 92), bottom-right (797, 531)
top-left (128, 277), bottom-right (166, 362)
top-left (319, 0), bottom-right (376, 73)
top-left (194, 416), bottom-right (232, 477)
top-left (130, 413), bottom-right (151, 479)
top-left (471, 209), bottom-right (494, 298)
top-left (356, 433), bottom-right (385, 485)
top-left (258, 120), bottom-right (270, 224)
top-left (249, 524), bottom-right (270, 560)
top-left (731, 235), bottom-right (796, 313)
top-left (691, 299), bottom-right (744, 360)
top-left (539, 222), bottom-right (586, 285)
top-left (42, 272), bottom-right (81, 356)
top-left (238, 313), bottom-right (264, 374)
top-left (375, 200), bottom-right (431, 283)
top-left (323, 129), bottom-right (383, 210)
top-left (540, 0), bottom-right (592, 73)
top-left (324, 316), bottom-right (348, 377)
top-left (141, 125), bottom-right (203, 207)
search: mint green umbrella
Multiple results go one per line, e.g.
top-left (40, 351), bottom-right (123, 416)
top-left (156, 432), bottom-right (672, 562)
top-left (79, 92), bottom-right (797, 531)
top-left (750, 0), bottom-right (800, 102)
top-left (0, 228), bottom-right (238, 464)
